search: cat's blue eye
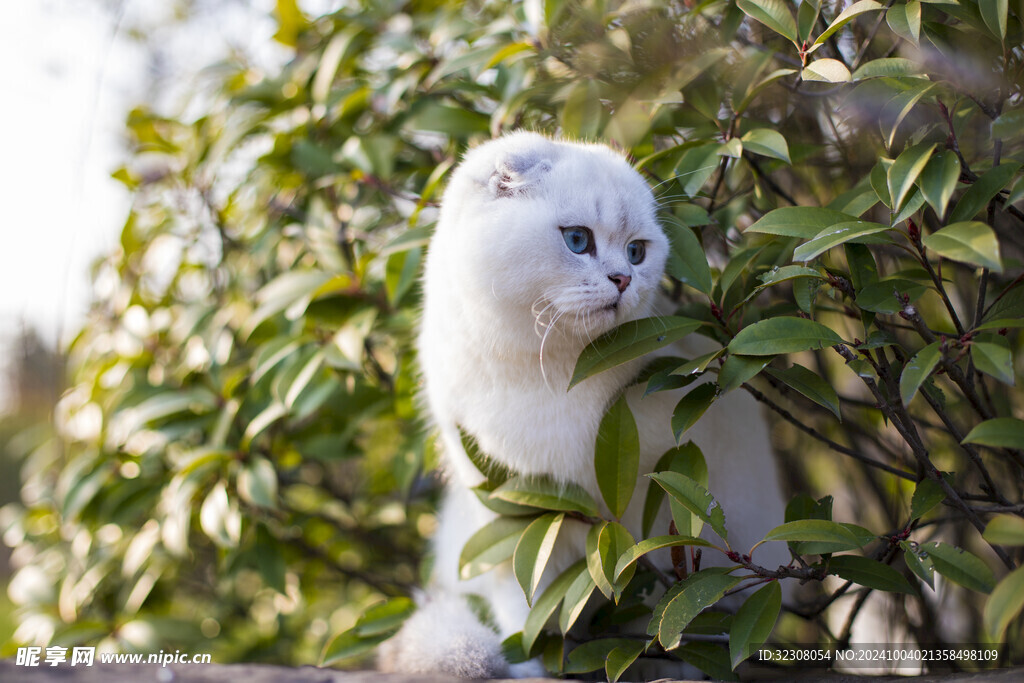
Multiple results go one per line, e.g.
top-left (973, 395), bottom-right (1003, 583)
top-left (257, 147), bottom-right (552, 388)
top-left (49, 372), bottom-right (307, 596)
top-left (626, 240), bottom-right (646, 265)
top-left (560, 226), bottom-right (593, 255)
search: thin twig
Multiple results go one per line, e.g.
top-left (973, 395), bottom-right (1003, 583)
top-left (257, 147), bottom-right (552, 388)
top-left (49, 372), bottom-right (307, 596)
top-left (833, 345), bottom-right (1016, 570)
top-left (743, 383), bottom-right (917, 481)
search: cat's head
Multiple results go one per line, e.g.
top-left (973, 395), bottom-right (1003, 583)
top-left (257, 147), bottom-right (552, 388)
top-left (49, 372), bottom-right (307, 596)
top-left (439, 132), bottom-right (669, 344)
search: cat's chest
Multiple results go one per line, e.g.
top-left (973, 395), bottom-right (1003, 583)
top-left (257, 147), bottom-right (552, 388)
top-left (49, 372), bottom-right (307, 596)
top-left (450, 356), bottom-right (627, 486)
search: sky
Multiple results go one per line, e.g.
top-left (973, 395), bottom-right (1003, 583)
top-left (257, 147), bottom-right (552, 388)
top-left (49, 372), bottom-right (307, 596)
top-left (0, 0), bottom-right (326, 409)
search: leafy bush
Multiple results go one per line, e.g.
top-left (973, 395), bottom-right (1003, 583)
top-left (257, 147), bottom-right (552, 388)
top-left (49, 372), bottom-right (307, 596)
top-left (4, 0), bottom-right (1023, 677)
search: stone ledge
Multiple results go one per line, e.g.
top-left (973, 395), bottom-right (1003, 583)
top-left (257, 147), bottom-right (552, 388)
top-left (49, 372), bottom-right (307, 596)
top-left (0, 661), bottom-right (1021, 682)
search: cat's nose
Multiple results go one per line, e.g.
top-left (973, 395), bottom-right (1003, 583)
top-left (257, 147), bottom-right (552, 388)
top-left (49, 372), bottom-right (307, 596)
top-left (608, 273), bottom-right (631, 293)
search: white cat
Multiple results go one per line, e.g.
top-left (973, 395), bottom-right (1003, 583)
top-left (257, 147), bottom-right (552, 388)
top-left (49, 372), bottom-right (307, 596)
top-left (378, 132), bottom-right (788, 678)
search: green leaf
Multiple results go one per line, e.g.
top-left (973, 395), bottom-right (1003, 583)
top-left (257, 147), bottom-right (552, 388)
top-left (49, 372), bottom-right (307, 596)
top-left (500, 632), bottom-right (529, 664)
top-left (243, 270), bottom-right (334, 338)
top-left (564, 638), bottom-right (635, 674)
top-left (813, 1), bottom-right (885, 46)
top-left (737, 0), bottom-right (798, 43)
top-left (828, 555), bottom-right (915, 594)
top-left (979, 0), bottom-right (1008, 40)
top-left (199, 481), bottom-right (241, 549)
top-left (856, 278), bottom-right (929, 314)
top-left (561, 80), bottom-right (604, 139)
top-left (922, 542), bottom-right (995, 593)
top-left (880, 82), bottom-right (937, 149)
top-left (665, 220), bottom-right (713, 296)
top-left (917, 150), bottom-right (960, 219)
top-left (586, 521), bottom-right (635, 601)
top-left (717, 355), bottom-right (770, 393)
top-left (962, 417), bottom-right (1024, 449)
top-left (871, 158), bottom-right (893, 207)
top-left (984, 567), bottom-right (1024, 640)
top-left (472, 481), bottom-right (540, 516)
top-left (892, 187), bottom-right (926, 224)
top-left (851, 57), bottom-right (925, 80)
top-left (983, 515), bottom-right (1024, 547)
top-left (460, 427), bottom-right (513, 485)
top-left (756, 265), bottom-right (825, 288)
top-left (983, 281), bottom-right (1024, 324)
top-left (993, 109), bottom-right (1024, 141)
top-left (353, 597), bottom-right (416, 637)
top-left (910, 477), bottom-right (946, 519)
top-left (320, 630), bottom-right (390, 666)
top-left (718, 245), bottom-right (765, 298)
top-left (948, 163), bottom-right (1022, 223)
top-left (787, 493), bottom-right (832, 524)
top-left (238, 456), bottom-right (278, 508)
top-left (763, 519), bottom-right (862, 549)
top-left (888, 142), bottom-right (935, 212)
top-left (729, 317), bottom-right (844, 356)
top-left (740, 128), bottom-right (791, 163)
top-left (595, 395), bottom-right (640, 519)
top-left (659, 570), bottom-right (742, 650)
top-left (971, 340), bottom-right (1015, 385)
top-left (514, 513), bottom-right (566, 604)
top-left (644, 358), bottom-right (700, 396)
top-left (887, 1), bottom-right (921, 44)
top-left (606, 641), bottom-right (647, 683)
top-left (675, 144), bottom-right (722, 196)
top-left (523, 560), bottom-right (587, 653)
top-left (559, 566), bottom-right (597, 634)
top-left (672, 349), bottom-right (726, 377)
top-left (385, 247), bottom-right (422, 306)
top-left (766, 365), bottom-right (841, 420)
top-left (729, 582), bottom-right (782, 668)
top-left (648, 471), bottom-right (728, 540)
top-left (719, 137), bottom-right (744, 159)
top-left (460, 516), bottom-right (533, 580)
top-left (642, 443), bottom-right (709, 537)
top-left (902, 541), bottom-right (935, 590)
top-left (492, 476), bottom-right (600, 517)
top-left (117, 388), bottom-right (219, 433)
top-left (674, 203), bottom-right (712, 227)
top-left (798, 0), bottom-right (821, 42)
top-left (899, 342), bottom-right (941, 405)
top-left (570, 317), bottom-right (703, 389)
top-left (747, 207), bottom-right (860, 238)
top-left (614, 534), bottom-right (716, 582)
top-left (273, 0), bottom-right (308, 46)
top-left (975, 318), bottom-right (1024, 332)
top-left (802, 58), bottom-right (851, 83)
top-left (670, 383), bottom-right (718, 441)
top-left (793, 221), bottom-right (891, 261)
top-left (922, 221), bottom-right (1002, 272)
top-left (403, 100), bottom-right (490, 136)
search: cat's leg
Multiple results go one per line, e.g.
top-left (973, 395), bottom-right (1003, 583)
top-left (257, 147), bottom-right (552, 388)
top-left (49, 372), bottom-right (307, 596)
top-left (379, 483), bottom-right (544, 678)
top-left (376, 591), bottom-right (509, 678)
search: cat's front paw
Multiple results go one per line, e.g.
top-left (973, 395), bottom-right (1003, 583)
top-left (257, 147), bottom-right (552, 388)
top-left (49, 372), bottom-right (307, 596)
top-left (376, 596), bottom-right (510, 679)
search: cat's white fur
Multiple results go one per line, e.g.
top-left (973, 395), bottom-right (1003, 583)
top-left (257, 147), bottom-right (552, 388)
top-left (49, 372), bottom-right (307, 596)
top-left (378, 132), bottom-right (788, 678)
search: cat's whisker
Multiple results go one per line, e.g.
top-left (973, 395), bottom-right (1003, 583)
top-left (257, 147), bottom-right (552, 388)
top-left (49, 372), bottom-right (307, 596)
top-left (538, 307), bottom-right (565, 393)
top-left (531, 297), bottom-right (557, 337)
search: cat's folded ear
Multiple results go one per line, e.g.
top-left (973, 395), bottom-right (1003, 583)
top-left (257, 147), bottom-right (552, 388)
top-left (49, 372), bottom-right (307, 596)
top-left (488, 145), bottom-right (553, 198)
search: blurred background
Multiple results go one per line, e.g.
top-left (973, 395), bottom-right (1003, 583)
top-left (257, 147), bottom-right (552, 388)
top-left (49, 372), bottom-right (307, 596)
top-left (0, 0), bottom-right (329, 653)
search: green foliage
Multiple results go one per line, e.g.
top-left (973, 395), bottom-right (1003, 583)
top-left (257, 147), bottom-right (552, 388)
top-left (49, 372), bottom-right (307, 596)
top-left (4, 0), bottom-right (1024, 675)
